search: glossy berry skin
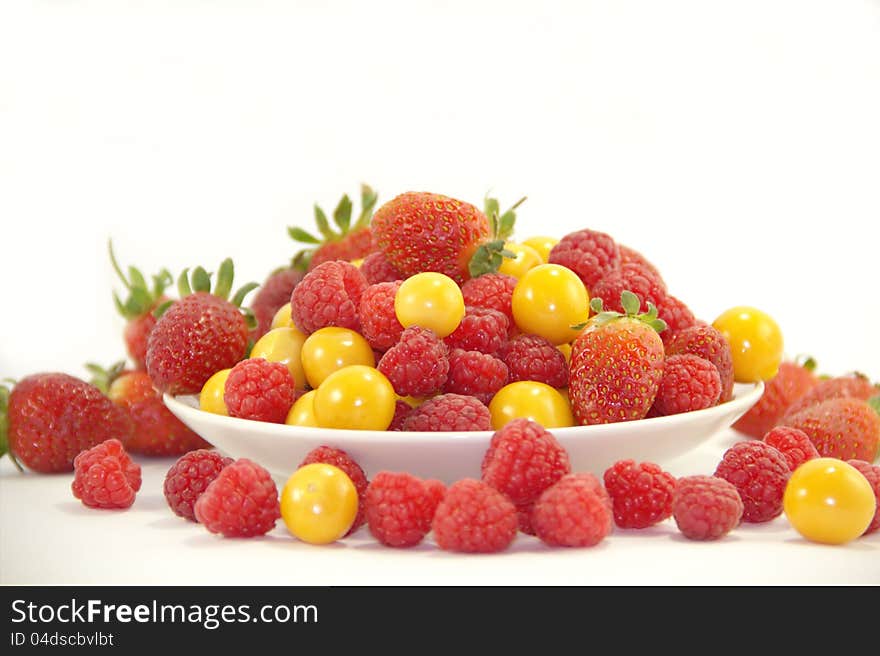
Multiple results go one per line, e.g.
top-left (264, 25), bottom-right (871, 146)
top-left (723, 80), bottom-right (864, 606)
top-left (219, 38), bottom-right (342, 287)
top-left (845, 459), bottom-right (880, 535)
top-left (488, 381), bottom-right (574, 430)
top-left (109, 370), bottom-right (211, 456)
top-left (163, 449), bottom-right (233, 521)
top-left (432, 479), bottom-right (518, 553)
top-left (548, 228), bottom-right (620, 291)
top-left (712, 306), bottom-right (784, 383)
top-left (281, 464), bottom-right (359, 545)
top-left (762, 426), bottom-right (819, 472)
top-left (146, 292), bottom-right (249, 395)
top-left (124, 309), bottom-right (160, 371)
top-left (199, 368), bottom-right (231, 416)
top-left (672, 475), bottom-right (743, 541)
top-left (365, 471), bottom-right (444, 548)
top-left (300, 327), bottom-right (375, 389)
top-left (299, 446), bottom-right (370, 537)
top-left (511, 264), bottom-right (590, 345)
top-left (664, 324), bottom-right (735, 403)
top-left (7, 373), bottom-right (133, 473)
top-left (249, 268), bottom-right (304, 341)
top-left (223, 359), bottom-right (296, 424)
top-left (194, 459), bottom-right (280, 538)
top-left (714, 441), bottom-right (791, 523)
top-left (71, 439), bottom-right (142, 510)
top-left (651, 354), bottom-right (722, 416)
top-left (783, 398), bottom-right (880, 462)
top-left (371, 192), bottom-right (491, 283)
top-left (497, 242), bottom-right (542, 279)
top-left (732, 360), bottom-right (818, 438)
top-left (531, 473), bottom-right (613, 547)
top-left (290, 261), bottom-right (368, 335)
top-left (394, 272), bottom-right (465, 339)
top-left (313, 365), bottom-right (397, 431)
top-left (603, 460), bottom-right (676, 529)
top-left (783, 374), bottom-right (878, 420)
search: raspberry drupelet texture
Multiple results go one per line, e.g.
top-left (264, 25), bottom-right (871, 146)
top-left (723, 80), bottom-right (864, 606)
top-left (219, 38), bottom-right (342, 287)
top-left (664, 324), bottom-right (735, 402)
top-left (360, 251), bottom-right (404, 285)
top-left (432, 479), bottom-right (518, 553)
top-left (590, 263), bottom-right (666, 315)
top-left (71, 439), bottom-right (142, 510)
top-left (443, 306), bottom-right (509, 355)
top-left (365, 471), bottom-right (444, 547)
top-left (481, 418), bottom-right (571, 507)
top-left (223, 358), bottom-right (296, 424)
top-left (290, 260), bottom-right (368, 335)
top-left (388, 399), bottom-right (414, 431)
top-left (713, 441), bottom-right (791, 523)
top-left (762, 426), bottom-right (819, 472)
top-left (249, 268), bottom-right (304, 340)
top-left (672, 475), bottom-right (743, 540)
top-left (402, 394), bottom-right (492, 432)
top-left (654, 295), bottom-right (698, 343)
top-left (460, 273), bottom-right (518, 333)
top-left (846, 460), bottom-right (880, 535)
top-left (618, 244), bottom-right (666, 289)
top-left (163, 449), bottom-right (234, 521)
top-left (300, 445), bottom-right (370, 536)
top-left (442, 349), bottom-right (508, 405)
top-left (603, 460), bottom-right (677, 529)
top-left (498, 334), bottom-right (569, 389)
top-left (548, 229), bottom-right (620, 290)
top-left (358, 281), bottom-right (405, 351)
top-left (378, 326), bottom-right (450, 397)
top-left (194, 458), bottom-right (280, 538)
top-left (531, 473), bottom-right (613, 547)
top-left (651, 354), bottom-right (722, 416)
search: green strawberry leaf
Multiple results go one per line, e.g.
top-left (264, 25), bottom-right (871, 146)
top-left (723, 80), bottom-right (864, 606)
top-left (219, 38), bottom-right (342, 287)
top-left (214, 259), bottom-right (235, 301)
top-left (176, 269), bottom-right (193, 299)
top-left (153, 299), bottom-right (175, 318)
top-left (313, 204), bottom-right (336, 241)
top-left (586, 291), bottom-right (666, 332)
top-left (867, 395), bottom-right (880, 417)
top-left (190, 267), bottom-right (212, 294)
top-left (468, 239), bottom-right (514, 278)
top-left (231, 282), bottom-right (260, 309)
top-left (287, 226), bottom-right (321, 245)
top-left (333, 194), bottom-right (353, 233)
top-left (0, 383), bottom-right (23, 472)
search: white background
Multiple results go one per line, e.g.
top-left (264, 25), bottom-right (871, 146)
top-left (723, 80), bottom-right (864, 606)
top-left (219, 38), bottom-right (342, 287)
top-left (1, 1), bottom-right (879, 585)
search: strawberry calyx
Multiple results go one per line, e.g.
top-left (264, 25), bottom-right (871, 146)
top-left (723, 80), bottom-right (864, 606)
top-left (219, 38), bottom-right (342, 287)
top-left (868, 395), bottom-right (880, 417)
top-left (0, 381), bottom-right (24, 472)
top-left (109, 240), bottom-right (173, 320)
top-left (289, 184), bottom-right (379, 271)
top-left (467, 194), bottom-right (527, 278)
top-left (85, 361), bottom-right (128, 395)
top-left (578, 290), bottom-right (668, 333)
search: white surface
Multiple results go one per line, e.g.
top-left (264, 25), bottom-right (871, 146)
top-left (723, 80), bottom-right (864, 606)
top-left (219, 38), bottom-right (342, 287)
top-left (1, 426), bottom-right (878, 586)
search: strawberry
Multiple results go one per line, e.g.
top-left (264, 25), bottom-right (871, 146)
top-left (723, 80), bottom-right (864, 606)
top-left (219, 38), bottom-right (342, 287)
top-left (783, 397), bottom-right (880, 462)
top-left (109, 241), bottom-right (174, 370)
top-left (145, 260), bottom-right (257, 396)
top-left (248, 267), bottom-right (304, 341)
top-left (732, 358), bottom-right (818, 438)
top-left (288, 185), bottom-right (379, 271)
top-left (782, 373), bottom-right (878, 421)
top-left (88, 362), bottom-right (211, 456)
top-left (569, 291), bottom-right (667, 424)
top-left (0, 374), bottom-right (133, 473)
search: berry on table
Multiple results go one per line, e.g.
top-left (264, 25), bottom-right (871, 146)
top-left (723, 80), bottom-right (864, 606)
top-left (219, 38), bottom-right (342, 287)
top-left (671, 475), bottom-right (743, 541)
top-left (783, 397), bottom-right (880, 462)
top-left (71, 438), bottom-right (142, 510)
top-left (530, 473), bottom-right (613, 547)
top-left (782, 373), bottom-right (879, 420)
top-left (365, 471), bottom-right (444, 547)
top-left (603, 460), bottom-right (676, 529)
top-left (281, 463), bottom-right (359, 545)
top-left (194, 459), bottom-right (280, 538)
top-left (713, 441), bottom-right (791, 523)
top-left (845, 459), bottom-right (880, 535)
top-left (299, 446), bottom-right (369, 536)
top-left (432, 479), bottom-right (518, 553)
top-left (164, 449), bottom-right (233, 521)
top-left (762, 426), bottom-right (819, 472)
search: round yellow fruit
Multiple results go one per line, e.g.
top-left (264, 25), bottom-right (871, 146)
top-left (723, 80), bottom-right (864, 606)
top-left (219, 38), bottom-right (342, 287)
top-left (281, 463), bottom-right (359, 545)
top-left (497, 242), bottom-right (543, 279)
top-left (489, 381), bottom-right (574, 429)
top-left (521, 235), bottom-right (558, 263)
top-left (511, 264), bottom-right (590, 345)
top-left (285, 390), bottom-right (319, 427)
top-left (250, 327), bottom-right (308, 389)
top-left (712, 306), bottom-right (784, 382)
top-left (270, 302), bottom-right (294, 330)
top-left (395, 272), bottom-right (465, 338)
top-left (313, 365), bottom-right (396, 430)
top-left (301, 327), bottom-right (375, 389)
top-left (199, 368), bottom-right (232, 415)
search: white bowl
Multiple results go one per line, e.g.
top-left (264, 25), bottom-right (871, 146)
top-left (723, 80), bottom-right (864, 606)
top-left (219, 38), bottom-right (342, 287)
top-left (163, 382), bottom-right (763, 483)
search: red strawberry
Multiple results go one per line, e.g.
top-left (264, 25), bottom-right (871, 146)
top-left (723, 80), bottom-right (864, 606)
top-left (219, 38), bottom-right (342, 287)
top-left (371, 191), bottom-right (491, 283)
top-left (569, 291), bottom-right (666, 424)
top-left (784, 397), bottom-right (880, 462)
top-left (248, 267), bottom-right (304, 341)
top-left (782, 373), bottom-right (878, 421)
top-left (733, 359), bottom-right (818, 438)
top-left (146, 260), bottom-right (257, 396)
top-left (288, 185), bottom-right (379, 271)
top-left (108, 241), bottom-right (174, 370)
top-left (1, 374), bottom-right (133, 473)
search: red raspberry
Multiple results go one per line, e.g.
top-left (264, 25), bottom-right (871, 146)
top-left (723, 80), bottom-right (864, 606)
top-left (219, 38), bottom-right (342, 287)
top-left (402, 393), bottom-right (492, 432)
top-left (733, 360), bottom-right (818, 438)
top-left (378, 326), bottom-right (450, 397)
top-left (762, 426), bottom-right (819, 472)
top-left (498, 334), bottom-right (569, 388)
top-left (425, 478), bottom-right (447, 508)
top-left (360, 251), bottom-right (403, 285)
top-left (442, 349), bottom-right (508, 405)
top-left (432, 479), bottom-right (518, 553)
top-left (365, 471), bottom-right (443, 547)
top-left (714, 441), bottom-right (790, 523)
top-left (618, 244), bottom-right (666, 289)
top-left (664, 324), bottom-right (735, 402)
top-left (655, 295), bottom-right (698, 342)
top-left (249, 267), bottom-right (304, 340)
top-left (846, 460), bottom-right (880, 535)
top-left (223, 358), bottom-right (295, 424)
top-left (460, 273), bottom-right (518, 333)
top-left (194, 459), bottom-right (280, 537)
top-left (672, 475), bottom-right (743, 540)
top-left (590, 263), bottom-right (666, 314)
top-left (388, 399), bottom-right (414, 431)
top-left (71, 439), bottom-right (142, 510)
top-left (651, 354), bottom-right (722, 416)
top-left (290, 260), bottom-right (368, 334)
top-left (481, 418), bottom-right (571, 507)
top-left (358, 281), bottom-right (404, 351)
top-left (603, 459), bottom-right (676, 529)
top-left (300, 445), bottom-right (369, 536)
top-left (444, 306), bottom-right (509, 355)
top-left (163, 449), bottom-right (234, 521)
top-left (516, 502), bottom-right (536, 535)
top-left (548, 229), bottom-right (620, 290)
top-left (531, 473), bottom-right (613, 547)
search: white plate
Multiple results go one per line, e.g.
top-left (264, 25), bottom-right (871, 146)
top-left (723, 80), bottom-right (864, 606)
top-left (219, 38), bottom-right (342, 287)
top-left (164, 383), bottom-right (762, 483)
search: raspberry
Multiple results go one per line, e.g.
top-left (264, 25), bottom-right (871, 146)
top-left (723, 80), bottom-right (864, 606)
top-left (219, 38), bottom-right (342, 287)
top-left (163, 449), bottom-right (234, 521)
top-left (194, 459), bottom-right (280, 537)
top-left (223, 358), bottom-right (296, 424)
top-left (443, 306), bottom-right (509, 355)
top-left (365, 471), bottom-right (443, 547)
top-left (481, 418), bottom-right (571, 506)
top-left (359, 251), bottom-right (403, 285)
top-left (531, 473), bottom-right (613, 547)
top-left (762, 426), bottom-right (819, 472)
top-left (548, 229), bottom-right (620, 290)
top-left (672, 475), bottom-right (743, 540)
top-left (846, 460), bottom-right (880, 535)
top-left (655, 295), bottom-right (698, 342)
top-left (402, 393), bottom-right (492, 432)
top-left (388, 399), bottom-right (414, 431)
top-left (249, 267), bottom-right (304, 340)
top-left (618, 244), bottom-right (666, 289)
top-left (377, 326), bottom-right (450, 397)
top-left (460, 273), bottom-right (518, 333)
top-left (300, 445), bottom-right (369, 536)
top-left (432, 479), bottom-right (518, 553)
top-left (713, 441), bottom-right (790, 523)
top-left (290, 260), bottom-right (368, 334)
top-left (425, 479), bottom-right (447, 508)
top-left (71, 439), bottom-right (142, 510)
top-left (442, 349), bottom-right (508, 405)
top-left (603, 459), bottom-right (676, 529)
top-left (498, 334), bottom-right (568, 388)
top-left (358, 281), bottom-right (405, 351)
top-left (664, 324), bottom-right (735, 402)
top-left (516, 502), bottom-right (536, 535)
top-left (651, 354), bottom-right (722, 416)
top-left (590, 263), bottom-right (666, 314)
